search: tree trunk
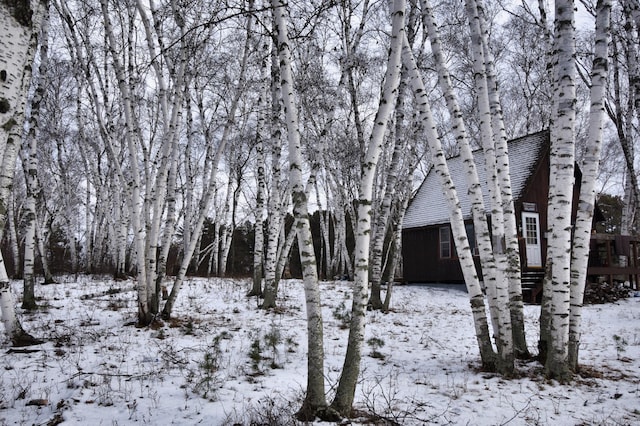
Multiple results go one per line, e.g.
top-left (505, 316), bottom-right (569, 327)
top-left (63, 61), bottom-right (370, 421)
top-left (22, 6), bottom-right (50, 308)
top-left (250, 48), bottom-right (267, 295)
top-left (401, 30), bottom-right (496, 372)
top-left (568, 0), bottom-right (611, 371)
top-left (261, 44), bottom-right (287, 309)
top-left (369, 77), bottom-right (408, 310)
top-left (271, 0), bottom-right (329, 420)
top-left (330, 0), bottom-right (404, 416)
top-left (35, 212), bottom-right (55, 284)
top-left (8, 195), bottom-right (20, 278)
top-left (0, 0), bottom-right (48, 344)
top-left (545, 0), bottom-right (576, 381)
top-left (421, 0), bottom-right (497, 370)
top-left (162, 1), bottom-right (254, 317)
top-left (100, 0), bottom-right (152, 325)
top-left (474, 0), bottom-right (529, 359)
top-left (465, 0), bottom-right (514, 373)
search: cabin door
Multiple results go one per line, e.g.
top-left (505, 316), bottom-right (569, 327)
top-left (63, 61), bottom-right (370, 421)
top-left (522, 212), bottom-right (542, 267)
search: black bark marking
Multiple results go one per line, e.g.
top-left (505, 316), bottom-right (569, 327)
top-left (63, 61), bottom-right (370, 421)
top-left (2, 0), bottom-right (33, 27)
top-left (0, 98), bottom-right (10, 113)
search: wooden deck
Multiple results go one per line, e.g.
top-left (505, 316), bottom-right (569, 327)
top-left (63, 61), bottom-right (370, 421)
top-left (587, 233), bottom-right (640, 290)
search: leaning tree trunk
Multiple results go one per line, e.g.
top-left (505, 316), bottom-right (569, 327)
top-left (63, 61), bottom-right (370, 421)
top-left (568, 0), bottom-right (611, 372)
top-left (401, 31), bottom-right (496, 371)
top-left (465, 0), bottom-right (513, 373)
top-left (421, 0), bottom-right (497, 370)
top-left (330, 0), bottom-right (404, 416)
top-left (369, 77), bottom-right (408, 310)
top-left (545, 0), bottom-right (577, 381)
top-left (162, 1), bottom-right (253, 318)
top-left (474, 0), bottom-right (529, 359)
top-left (271, 0), bottom-right (329, 420)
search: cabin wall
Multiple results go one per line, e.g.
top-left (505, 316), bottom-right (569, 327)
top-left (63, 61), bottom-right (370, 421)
top-left (401, 132), bottom-right (589, 283)
top-left (515, 148), bottom-right (550, 272)
top-left (402, 226), bottom-right (481, 283)
top-left (516, 149), bottom-right (584, 272)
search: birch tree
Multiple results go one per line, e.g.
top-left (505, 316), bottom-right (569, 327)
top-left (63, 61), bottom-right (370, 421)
top-left (403, 18), bottom-right (496, 372)
top-left (162, 0), bottom-right (257, 317)
top-left (569, 0), bottom-right (611, 371)
top-left (0, 0), bottom-right (48, 345)
top-left (330, 0), bottom-right (405, 415)
top-left (20, 6), bottom-right (50, 310)
top-left (421, 0), bottom-right (509, 372)
top-left (465, 0), bottom-right (514, 369)
top-left (473, 0), bottom-right (530, 359)
top-left (261, 34), bottom-right (292, 310)
top-left (271, 0), bottom-right (329, 419)
top-left (544, 0), bottom-right (577, 381)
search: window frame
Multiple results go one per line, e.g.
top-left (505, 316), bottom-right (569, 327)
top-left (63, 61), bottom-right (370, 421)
top-left (439, 226), bottom-right (452, 259)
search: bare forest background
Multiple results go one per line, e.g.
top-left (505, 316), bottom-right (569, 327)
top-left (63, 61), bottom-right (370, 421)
top-left (3, 0), bottom-right (634, 285)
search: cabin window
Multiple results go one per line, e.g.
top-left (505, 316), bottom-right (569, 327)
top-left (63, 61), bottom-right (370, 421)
top-left (439, 226), bottom-right (451, 258)
top-left (465, 223), bottom-right (479, 256)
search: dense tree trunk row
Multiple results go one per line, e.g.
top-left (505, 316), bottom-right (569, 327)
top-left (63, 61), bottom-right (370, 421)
top-left (0, 0), bottom-right (630, 420)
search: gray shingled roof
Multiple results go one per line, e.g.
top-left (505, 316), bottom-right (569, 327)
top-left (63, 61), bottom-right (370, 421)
top-left (402, 130), bottom-right (549, 229)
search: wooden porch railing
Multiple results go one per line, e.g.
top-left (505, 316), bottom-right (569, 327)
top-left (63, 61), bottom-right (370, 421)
top-left (587, 233), bottom-right (640, 290)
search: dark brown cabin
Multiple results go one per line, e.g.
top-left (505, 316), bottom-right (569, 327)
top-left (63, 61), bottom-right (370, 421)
top-left (401, 130), bottom-right (640, 300)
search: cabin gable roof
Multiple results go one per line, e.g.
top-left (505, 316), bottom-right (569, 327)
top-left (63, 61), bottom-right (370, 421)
top-left (403, 130), bottom-right (550, 229)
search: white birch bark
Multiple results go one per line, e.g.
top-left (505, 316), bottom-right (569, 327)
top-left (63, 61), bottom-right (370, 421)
top-left (35, 211), bottom-right (54, 283)
top-left (139, 0), bottom-right (187, 313)
top-left (369, 78), bottom-right (408, 310)
top-left (545, 0), bottom-right (577, 380)
top-left (271, 0), bottom-right (328, 419)
top-left (0, 0), bottom-right (48, 345)
top-left (218, 177), bottom-right (235, 277)
top-left (401, 31), bottom-right (496, 370)
top-left (250, 71), bottom-right (267, 294)
top-left (568, 0), bottom-right (611, 371)
top-left (474, 0), bottom-right (528, 358)
top-left (7, 194), bottom-right (20, 277)
top-left (100, 0), bottom-right (151, 324)
top-left (67, 45), bottom-right (123, 277)
top-left (465, 0), bottom-right (513, 371)
top-left (251, 165), bottom-right (266, 294)
top-left (21, 5), bottom-right (49, 309)
top-left (21, 144), bottom-right (38, 310)
top-left (262, 44), bottom-right (287, 309)
top-left (421, 0), bottom-right (498, 370)
top-left (330, 0), bottom-right (404, 415)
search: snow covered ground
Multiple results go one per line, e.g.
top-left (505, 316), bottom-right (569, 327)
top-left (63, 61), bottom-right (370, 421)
top-left (1, 276), bottom-right (639, 425)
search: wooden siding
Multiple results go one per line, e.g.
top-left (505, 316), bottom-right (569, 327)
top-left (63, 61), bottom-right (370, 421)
top-left (402, 226), bottom-right (481, 283)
